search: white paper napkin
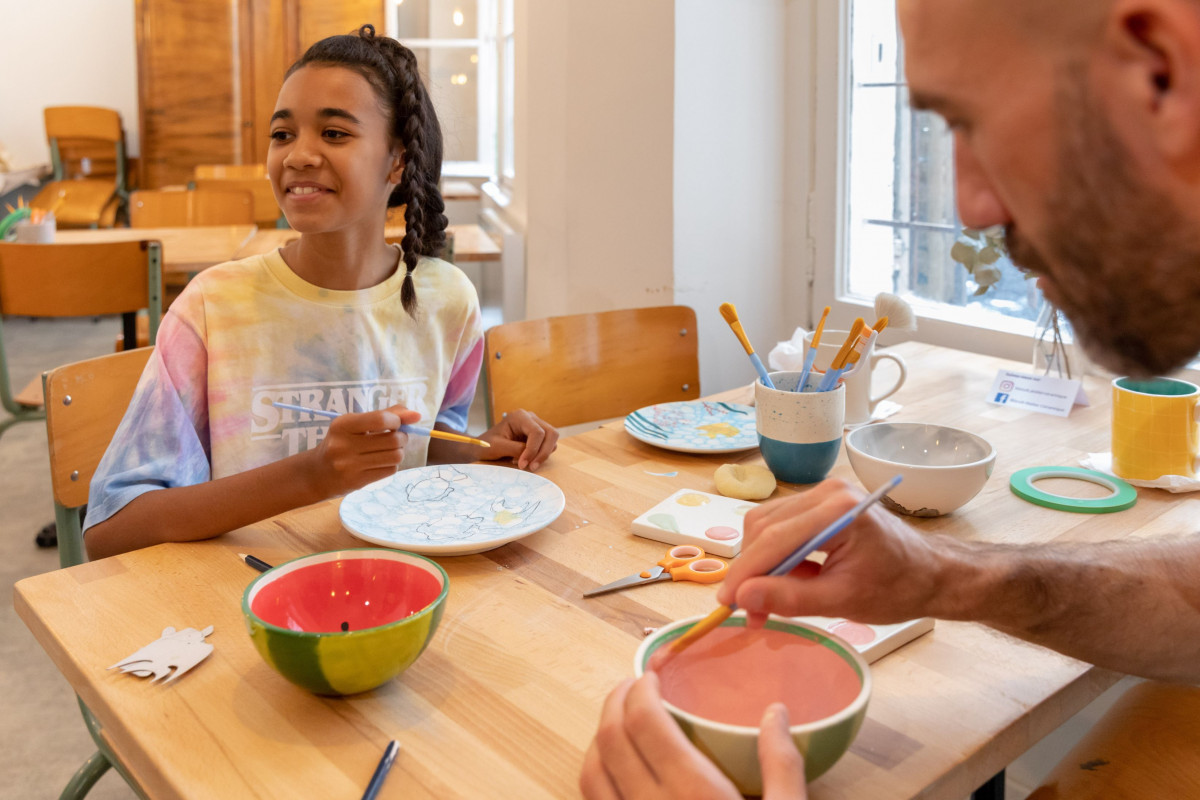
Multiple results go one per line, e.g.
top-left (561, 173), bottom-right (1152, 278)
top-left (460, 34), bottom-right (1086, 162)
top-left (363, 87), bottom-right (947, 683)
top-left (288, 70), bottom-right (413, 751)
top-left (1080, 453), bottom-right (1200, 493)
top-left (768, 327), bottom-right (809, 372)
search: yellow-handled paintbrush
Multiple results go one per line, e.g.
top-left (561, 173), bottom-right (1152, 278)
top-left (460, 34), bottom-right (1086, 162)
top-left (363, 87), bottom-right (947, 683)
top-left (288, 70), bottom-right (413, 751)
top-left (270, 401), bottom-right (490, 447)
top-left (664, 475), bottom-right (902, 657)
top-left (719, 302), bottom-right (775, 389)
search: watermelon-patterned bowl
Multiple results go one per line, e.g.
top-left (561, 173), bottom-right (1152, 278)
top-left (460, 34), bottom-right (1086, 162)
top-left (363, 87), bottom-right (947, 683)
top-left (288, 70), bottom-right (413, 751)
top-left (242, 549), bottom-right (448, 695)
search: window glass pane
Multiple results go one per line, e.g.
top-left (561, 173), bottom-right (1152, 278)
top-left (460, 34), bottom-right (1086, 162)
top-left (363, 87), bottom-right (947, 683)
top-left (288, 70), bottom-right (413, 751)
top-left (502, 35), bottom-right (514, 177)
top-left (410, 47), bottom-right (480, 163)
top-left (846, 0), bottom-right (1040, 323)
top-left (396, 0), bottom-right (477, 39)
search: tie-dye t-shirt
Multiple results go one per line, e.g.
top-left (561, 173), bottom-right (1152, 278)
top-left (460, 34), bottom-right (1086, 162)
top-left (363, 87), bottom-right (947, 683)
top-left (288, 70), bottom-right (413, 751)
top-left (83, 247), bottom-right (483, 534)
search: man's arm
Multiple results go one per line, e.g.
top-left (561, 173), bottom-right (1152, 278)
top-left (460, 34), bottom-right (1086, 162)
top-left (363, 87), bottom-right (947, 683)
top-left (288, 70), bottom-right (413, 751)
top-left (717, 479), bottom-right (1200, 683)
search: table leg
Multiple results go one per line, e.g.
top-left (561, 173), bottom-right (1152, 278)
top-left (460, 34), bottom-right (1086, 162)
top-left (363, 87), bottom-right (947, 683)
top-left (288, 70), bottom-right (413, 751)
top-left (971, 769), bottom-right (1005, 800)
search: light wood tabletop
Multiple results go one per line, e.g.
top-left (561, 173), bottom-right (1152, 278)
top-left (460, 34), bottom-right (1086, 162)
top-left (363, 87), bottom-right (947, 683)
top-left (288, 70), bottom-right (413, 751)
top-left (236, 224), bottom-right (502, 263)
top-left (55, 225), bottom-right (259, 276)
top-left (17, 341), bottom-right (1182, 799)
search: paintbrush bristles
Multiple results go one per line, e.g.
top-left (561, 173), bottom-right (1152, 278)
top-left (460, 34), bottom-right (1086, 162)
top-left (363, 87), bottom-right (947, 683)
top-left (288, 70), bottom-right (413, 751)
top-left (873, 292), bottom-right (917, 333)
top-left (719, 303), bottom-right (756, 355)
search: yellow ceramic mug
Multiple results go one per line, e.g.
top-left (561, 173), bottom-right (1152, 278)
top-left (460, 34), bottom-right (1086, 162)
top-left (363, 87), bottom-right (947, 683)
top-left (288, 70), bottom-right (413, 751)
top-left (1111, 377), bottom-right (1200, 480)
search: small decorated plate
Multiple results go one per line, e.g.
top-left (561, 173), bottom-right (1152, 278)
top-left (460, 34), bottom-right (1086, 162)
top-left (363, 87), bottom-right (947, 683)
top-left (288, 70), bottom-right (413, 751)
top-left (624, 400), bottom-right (758, 454)
top-left (339, 464), bottom-right (566, 556)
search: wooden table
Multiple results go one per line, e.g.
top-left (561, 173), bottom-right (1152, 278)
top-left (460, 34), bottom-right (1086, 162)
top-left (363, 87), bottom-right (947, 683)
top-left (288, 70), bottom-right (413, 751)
top-left (17, 342), bottom-right (1176, 799)
top-left (235, 224), bottom-right (502, 263)
top-left (56, 223), bottom-right (500, 276)
top-left (55, 225), bottom-right (259, 276)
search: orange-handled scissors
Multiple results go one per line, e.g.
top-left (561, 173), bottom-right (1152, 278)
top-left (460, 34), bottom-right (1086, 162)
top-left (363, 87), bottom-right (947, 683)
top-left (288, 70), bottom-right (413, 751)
top-left (583, 545), bottom-right (728, 597)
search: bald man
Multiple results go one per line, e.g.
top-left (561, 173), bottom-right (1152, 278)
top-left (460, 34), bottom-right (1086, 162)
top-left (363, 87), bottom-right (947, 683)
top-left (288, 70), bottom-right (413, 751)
top-left (581, 1), bottom-right (1200, 798)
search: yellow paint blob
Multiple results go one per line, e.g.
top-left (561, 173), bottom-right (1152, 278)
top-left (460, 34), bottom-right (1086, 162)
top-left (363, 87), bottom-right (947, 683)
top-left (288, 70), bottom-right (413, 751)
top-left (676, 493), bottom-right (711, 507)
top-left (493, 510), bottom-right (521, 525)
top-left (696, 422), bottom-right (740, 438)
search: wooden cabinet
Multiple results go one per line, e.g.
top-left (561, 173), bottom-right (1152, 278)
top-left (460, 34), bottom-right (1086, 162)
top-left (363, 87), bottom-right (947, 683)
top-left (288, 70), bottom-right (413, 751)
top-left (136, 0), bottom-right (384, 189)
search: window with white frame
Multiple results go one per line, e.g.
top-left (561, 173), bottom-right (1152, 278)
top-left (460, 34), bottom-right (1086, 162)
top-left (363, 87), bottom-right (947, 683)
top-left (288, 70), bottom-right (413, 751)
top-left (389, 0), bottom-right (512, 180)
top-left (842, 0), bottom-right (1041, 336)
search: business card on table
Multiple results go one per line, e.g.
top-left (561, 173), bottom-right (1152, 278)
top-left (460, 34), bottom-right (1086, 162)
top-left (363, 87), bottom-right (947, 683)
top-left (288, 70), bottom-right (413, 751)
top-left (986, 369), bottom-right (1089, 417)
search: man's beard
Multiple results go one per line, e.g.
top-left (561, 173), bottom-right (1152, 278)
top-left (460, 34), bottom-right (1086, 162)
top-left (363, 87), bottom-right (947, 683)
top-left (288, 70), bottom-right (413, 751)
top-left (1005, 66), bottom-right (1200, 378)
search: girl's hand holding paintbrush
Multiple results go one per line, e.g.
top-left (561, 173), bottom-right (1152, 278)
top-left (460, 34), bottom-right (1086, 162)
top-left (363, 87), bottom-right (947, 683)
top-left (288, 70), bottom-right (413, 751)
top-left (716, 478), bottom-right (945, 626)
top-left (307, 404), bottom-right (424, 495)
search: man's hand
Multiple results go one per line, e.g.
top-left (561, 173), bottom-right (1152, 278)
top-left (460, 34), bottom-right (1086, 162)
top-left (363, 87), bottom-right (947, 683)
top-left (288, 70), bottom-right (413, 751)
top-left (580, 672), bottom-right (807, 800)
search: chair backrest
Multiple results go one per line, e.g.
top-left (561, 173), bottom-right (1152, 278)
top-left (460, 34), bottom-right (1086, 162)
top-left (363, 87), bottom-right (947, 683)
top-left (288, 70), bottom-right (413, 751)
top-left (43, 347), bottom-right (154, 567)
top-left (194, 163), bottom-right (266, 180)
top-left (0, 241), bottom-right (161, 416)
top-left (483, 306), bottom-right (700, 428)
top-left (43, 106), bottom-right (125, 184)
top-left (130, 188), bottom-right (255, 226)
top-left (192, 177), bottom-right (280, 227)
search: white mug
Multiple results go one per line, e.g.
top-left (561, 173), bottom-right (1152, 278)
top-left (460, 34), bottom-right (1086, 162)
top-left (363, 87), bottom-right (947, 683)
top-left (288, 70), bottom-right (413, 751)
top-left (804, 329), bottom-right (907, 426)
top-left (13, 218), bottom-right (55, 244)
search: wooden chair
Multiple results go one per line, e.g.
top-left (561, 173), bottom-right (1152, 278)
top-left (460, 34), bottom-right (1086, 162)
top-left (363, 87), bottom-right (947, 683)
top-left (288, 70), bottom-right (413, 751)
top-left (30, 106), bottom-right (128, 229)
top-left (0, 241), bottom-right (162, 446)
top-left (129, 187), bottom-right (255, 226)
top-left (43, 347), bottom-right (154, 799)
top-left (482, 306), bottom-right (700, 428)
top-left (192, 176), bottom-right (281, 227)
top-left (1026, 681), bottom-right (1200, 799)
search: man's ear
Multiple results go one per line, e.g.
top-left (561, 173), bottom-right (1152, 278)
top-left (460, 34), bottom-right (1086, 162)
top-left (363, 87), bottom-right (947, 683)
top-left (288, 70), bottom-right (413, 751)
top-left (1104, 0), bottom-right (1200, 165)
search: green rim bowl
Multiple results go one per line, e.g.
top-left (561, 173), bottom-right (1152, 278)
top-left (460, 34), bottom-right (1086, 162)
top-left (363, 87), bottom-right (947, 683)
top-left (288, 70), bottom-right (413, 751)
top-left (242, 548), bottom-right (448, 696)
top-left (635, 614), bottom-right (871, 794)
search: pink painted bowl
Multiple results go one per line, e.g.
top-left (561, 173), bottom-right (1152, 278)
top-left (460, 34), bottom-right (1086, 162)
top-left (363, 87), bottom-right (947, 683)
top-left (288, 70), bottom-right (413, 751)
top-left (242, 549), bottom-right (448, 695)
top-left (636, 614), bottom-right (871, 794)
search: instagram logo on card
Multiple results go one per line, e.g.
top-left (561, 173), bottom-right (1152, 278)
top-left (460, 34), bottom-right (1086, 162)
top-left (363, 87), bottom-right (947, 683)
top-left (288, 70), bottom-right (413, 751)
top-left (1000, 380), bottom-right (1014, 392)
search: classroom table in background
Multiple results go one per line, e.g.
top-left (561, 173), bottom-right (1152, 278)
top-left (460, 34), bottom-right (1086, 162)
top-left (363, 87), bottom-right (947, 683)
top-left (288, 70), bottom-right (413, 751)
top-left (54, 225), bottom-right (259, 277)
top-left (239, 224), bottom-right (502, 264)
top-left (18, 342), bottom-right (1171, 799)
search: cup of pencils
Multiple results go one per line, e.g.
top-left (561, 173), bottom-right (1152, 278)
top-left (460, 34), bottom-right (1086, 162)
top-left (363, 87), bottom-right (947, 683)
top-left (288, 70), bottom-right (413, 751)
top-left (13, 209), bottom-right (55, 243)
top-left (755, 371), bottom-right (845, 484)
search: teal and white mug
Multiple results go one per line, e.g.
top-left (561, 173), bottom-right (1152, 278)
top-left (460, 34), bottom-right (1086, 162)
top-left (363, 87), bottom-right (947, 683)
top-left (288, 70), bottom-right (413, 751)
top-left (755, 371), bottom-right (845, 484)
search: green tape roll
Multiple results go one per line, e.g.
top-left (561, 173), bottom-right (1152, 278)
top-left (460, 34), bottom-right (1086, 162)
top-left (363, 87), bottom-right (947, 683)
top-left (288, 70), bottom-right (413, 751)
top-left (1009, 467), bottom-right (1137, 513)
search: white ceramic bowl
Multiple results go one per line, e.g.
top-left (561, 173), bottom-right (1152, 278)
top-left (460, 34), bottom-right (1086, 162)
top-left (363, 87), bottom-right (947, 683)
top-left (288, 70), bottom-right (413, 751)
top-left (845, 422), bottom-right (996, 516)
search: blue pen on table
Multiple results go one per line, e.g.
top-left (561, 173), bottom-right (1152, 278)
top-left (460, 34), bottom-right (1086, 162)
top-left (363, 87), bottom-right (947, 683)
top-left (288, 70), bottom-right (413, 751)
top-left (271, 401), bottom-right (489, 447)
top-left (361, 740), bottom-right (400, 800)
top-left (666, 474), bottom-right (903, 655)
top-left (719, 302), bottom-right (775, 389)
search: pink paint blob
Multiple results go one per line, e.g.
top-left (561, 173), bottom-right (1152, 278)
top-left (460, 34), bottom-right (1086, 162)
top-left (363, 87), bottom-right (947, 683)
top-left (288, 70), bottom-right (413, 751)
top-left (653, 626), bottom-right (861, 726)
top-left (705, 526), bottom-right (740, 541)
top-left (828, 620), bottom-right (876, 645)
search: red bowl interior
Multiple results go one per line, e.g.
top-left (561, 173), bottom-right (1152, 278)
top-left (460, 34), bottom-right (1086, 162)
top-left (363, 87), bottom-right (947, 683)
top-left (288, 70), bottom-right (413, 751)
top-left (251, 557), bottom-right (443, 633)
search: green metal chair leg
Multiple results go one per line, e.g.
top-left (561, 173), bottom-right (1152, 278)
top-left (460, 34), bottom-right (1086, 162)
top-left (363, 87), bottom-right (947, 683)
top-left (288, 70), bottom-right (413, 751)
top-left (57, 750), bottom-right (111, 800)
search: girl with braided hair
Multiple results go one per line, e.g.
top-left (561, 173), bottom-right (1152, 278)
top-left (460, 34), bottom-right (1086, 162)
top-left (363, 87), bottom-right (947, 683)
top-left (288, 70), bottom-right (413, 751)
top-left (83, 25), bottom-right (557, 559)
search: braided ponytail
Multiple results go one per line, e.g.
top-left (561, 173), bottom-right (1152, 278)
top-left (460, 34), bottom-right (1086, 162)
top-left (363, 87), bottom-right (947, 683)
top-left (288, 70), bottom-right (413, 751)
top-left (287, 24), bottom-right (447, 316)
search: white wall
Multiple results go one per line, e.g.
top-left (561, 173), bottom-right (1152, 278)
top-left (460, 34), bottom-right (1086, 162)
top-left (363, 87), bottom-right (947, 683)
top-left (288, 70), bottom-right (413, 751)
top-left (675, 0), bottom-right (790, 394)
top-left (516, 1), bottom-right (675, 319)
top-left (0, 0), bottom-right (139, 169)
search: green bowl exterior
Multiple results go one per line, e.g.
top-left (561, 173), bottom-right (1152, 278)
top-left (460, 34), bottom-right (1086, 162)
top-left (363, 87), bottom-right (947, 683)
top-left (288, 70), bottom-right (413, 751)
top-left (247, 598), bottom-right (445, 695)
top-left (636, 615), bottom-right (871, 795)
top-left (242, 549), bottom-right (448, 696)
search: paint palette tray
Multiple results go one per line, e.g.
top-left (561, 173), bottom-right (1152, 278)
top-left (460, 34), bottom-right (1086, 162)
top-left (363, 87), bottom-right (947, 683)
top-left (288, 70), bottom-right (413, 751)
top-left (631, 489), bottom-right (758, 558)
top-left (792, 616), bottom-right (935, 664)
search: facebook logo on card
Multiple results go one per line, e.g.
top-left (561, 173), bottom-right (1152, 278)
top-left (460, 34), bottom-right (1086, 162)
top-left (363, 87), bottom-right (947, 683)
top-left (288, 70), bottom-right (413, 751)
top-left (994, 393), bottom-right (1010, 404)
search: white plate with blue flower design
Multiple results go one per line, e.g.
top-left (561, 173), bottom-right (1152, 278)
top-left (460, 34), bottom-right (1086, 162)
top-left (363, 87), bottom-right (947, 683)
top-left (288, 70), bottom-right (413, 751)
top-left (339, 464), bottom-right (566, 556)
top-left (623, 400), bottom-right (758, 454)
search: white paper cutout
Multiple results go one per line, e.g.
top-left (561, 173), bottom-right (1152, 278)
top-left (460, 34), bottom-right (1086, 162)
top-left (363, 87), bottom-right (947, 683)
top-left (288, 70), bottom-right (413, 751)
top-left (108, 625), bottom-right (214, 684)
